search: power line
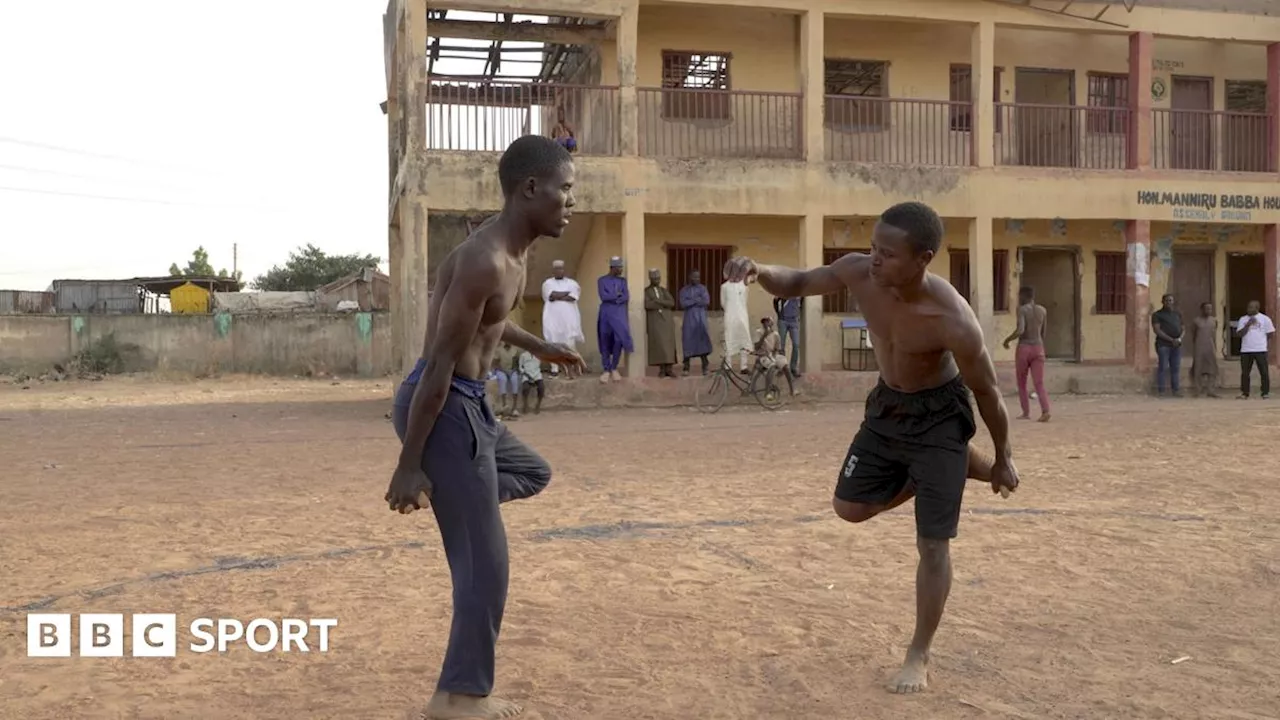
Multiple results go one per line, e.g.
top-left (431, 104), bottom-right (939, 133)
top-left (0, 162), bottom-right (232, 193)
top-left (0, 136), bottom-right (228, 177)
top-left (0, 184), bottom-right (272, 210)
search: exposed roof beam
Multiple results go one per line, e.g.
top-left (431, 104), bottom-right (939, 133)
top-left (427, 18), bottom-right (613, 44)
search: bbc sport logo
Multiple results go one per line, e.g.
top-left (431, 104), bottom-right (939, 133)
top-left (27, 614), bottom-right (337, 657)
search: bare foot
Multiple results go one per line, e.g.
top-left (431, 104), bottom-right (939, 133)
top-left (1016, 413), bottom-right (1030, 420)
top-left (1037, 412), bottom-right (1050, 422)
top-left (887, 650), bottom-right (929, 694)
top-left (422, 692), bottom-right (523, 719)
top-left (599, 372), bottom-right (611, 384)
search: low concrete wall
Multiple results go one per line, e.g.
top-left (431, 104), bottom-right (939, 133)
top-left (0, 313), bottom-right (394, 377)
top-left (485, 362), bottom-right (1156, 412)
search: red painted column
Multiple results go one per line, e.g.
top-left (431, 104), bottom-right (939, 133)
top-left (1268, 43), bottom-right (1279, 172)
top-left (1266, 225), bottom-right (1279, 356)
top-left (1125, 220), bottom-right (1152, 371)
top-left (1128, 32), bottom-right (1153, 170)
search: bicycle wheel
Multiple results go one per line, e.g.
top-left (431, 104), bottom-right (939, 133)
top-left (696, 371), bottom-right (729, 413)
top-left (750, 368), bottom-right (787, 411)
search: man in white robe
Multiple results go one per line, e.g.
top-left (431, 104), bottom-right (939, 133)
top-left (541, 260), bottom-right (585, 377)
top-left (721, 278), bottom-right (753, 372)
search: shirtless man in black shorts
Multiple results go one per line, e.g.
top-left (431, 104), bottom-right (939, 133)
top-left (724, 201), bottom-right (1019, 694)
top-left (386, 135), bottom-right (585, 719)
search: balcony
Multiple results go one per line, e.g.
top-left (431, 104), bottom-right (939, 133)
top-left (422, 80), bottom-right (1276, 178)
top-left (824, 97), bottom-right (972, 166)
top-left (1153, 109), bottom-right (1273, 173)
top-left (636, 88), bottom-right (802, 159)
top-left (426, 80), bottom-right (620, 155)
top-left (994, 103), bottom-right (1131, 170)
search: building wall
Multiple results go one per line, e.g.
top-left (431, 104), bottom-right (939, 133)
top-left (0, 314), bottom-right (394, 378)
top-left (559, 214), bottom-right (1273, 370)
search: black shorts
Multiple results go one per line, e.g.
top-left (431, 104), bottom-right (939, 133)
top-left (834, 375), bottom-right (977, 540)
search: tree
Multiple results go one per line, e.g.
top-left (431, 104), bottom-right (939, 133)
top-left (169, 246), bottom-right (242, 284)
top-left (251, 244), bottom-right (382, 292)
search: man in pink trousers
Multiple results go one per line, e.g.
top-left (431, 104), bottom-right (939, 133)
top-left (1003, 286), bottom-right (1050, 422)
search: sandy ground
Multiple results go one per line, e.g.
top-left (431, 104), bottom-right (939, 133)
top-left (0, 375), bottom-right (1278, 720)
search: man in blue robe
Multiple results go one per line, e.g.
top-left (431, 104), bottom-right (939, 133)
top-left (596, 256), bottom-right (633, 382)
top-left (678, 270), bottom-right (713, 375)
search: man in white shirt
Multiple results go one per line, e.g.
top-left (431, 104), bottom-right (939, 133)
top-left (1234, 300), bottom-right (1274, 399)
top-left (541, 260), bottom-right (585, 378)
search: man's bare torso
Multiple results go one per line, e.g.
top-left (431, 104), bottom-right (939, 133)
top-left (421, 228), bottom-right (528, 381)
top-left (834, 255), bottom-right (967, 392)
top-left (1017, 303), bottom-right (1046, 346)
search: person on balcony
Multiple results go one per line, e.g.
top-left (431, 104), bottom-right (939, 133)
top-left (541, 259), bottom-right (584, 378)
top-left (597, 256), bottom-right (633, 382)
top-left (551, 107), bottom-right (577, 153)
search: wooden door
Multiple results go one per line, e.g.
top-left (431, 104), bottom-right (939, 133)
top-left (1170, 77), bottom-right (1214, 170)
top-left (1168, 249), bottom-right (1214, 323)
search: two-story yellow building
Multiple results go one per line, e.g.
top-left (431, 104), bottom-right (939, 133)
top-left (383, 0), bottom-right (1280, 383)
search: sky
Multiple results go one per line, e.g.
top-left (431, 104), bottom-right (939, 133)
top-left (0, 1), bottom-right (543, 292)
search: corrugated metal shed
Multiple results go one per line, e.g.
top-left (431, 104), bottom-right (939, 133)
top-left (0, 290), bottom-right (55, 314)
top-left (49, 280), bottom-right (142, 314)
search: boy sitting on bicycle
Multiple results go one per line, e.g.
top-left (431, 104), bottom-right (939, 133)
top-left (754, 317), bottom-right (798, 397)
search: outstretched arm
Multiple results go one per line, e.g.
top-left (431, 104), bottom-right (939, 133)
top-left (396, 262), bottom-right (495, 471)
top-left (728, 252), bottom-right (867, 299)
top-left (947, 312), bottom-right (1013, 466)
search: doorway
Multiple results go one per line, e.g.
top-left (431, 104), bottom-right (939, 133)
top-left (1170, 76), bottom-right (1214, 170)
top-left (1226, 252), bottom-right (1264, 357)
top-left (1019, 247), bottom-right (1080, 360)
top-left (1168, 248), bottom-right (1215, 322)
top-left (1014, 68), bottom-right (1076, 167)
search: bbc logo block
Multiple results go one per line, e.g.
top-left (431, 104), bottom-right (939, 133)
top-left (27, 614), bottom-right (335, 657)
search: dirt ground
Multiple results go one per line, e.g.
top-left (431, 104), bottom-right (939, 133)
top-left (0, 375), bottom-right (1277, 720)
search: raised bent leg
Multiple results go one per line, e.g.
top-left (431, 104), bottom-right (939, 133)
top-left (494, 423), bottom-right (551, 503)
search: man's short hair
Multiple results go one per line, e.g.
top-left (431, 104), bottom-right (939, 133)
top-left (1019, 286), bottom-right (1034, 296)
top-left (880, 201), bottom-right (944, 255)
top-left (498, 135), bottom-right (573, 197)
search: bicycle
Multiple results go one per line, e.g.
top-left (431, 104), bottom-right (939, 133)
top-left (695, 356), bottom-right (790, 413)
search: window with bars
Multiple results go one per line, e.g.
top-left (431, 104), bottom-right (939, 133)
top-left (947, 249), bottom-right (1010, 312)
top-left (824, 59), bottom-right (888, 130)
top-left (948, 64), bottom-right (1004, 132)
top-left (661, 51), bottom-right (731, 120)
top-left (821, 247), bottom-right (866, 313)
top-left (666, 244), bottom-right (732, 311)
top-left (1086, 73), bottom-right (1129, 134)
top-left (1094, 251), bottom-right (1127, 314)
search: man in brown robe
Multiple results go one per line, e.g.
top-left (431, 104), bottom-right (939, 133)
top-left (644, 268), bottom-right (678, 377)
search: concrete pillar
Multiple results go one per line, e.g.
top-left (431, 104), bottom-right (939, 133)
top-left (1125, 220), bottom-right (1152, 370)
top-left (799, 213), bottom-right (824, 374)
top-left (970, 20), bottom-right (995, 168)
top-left (1265, 225), bottom-right (1280, 355)
top-left (617, 1), bottom-right (639, 156)
top-left (395, 0), bottom-right (430, 372)
top-left (1267, 43), bottom-right (1279, 172)
top-left (800, 11), bottom-right (825, 162)
top-left (622, 206), bottom-right (646, 377)
top-left (968, 217), bottom-right (995, 349)
top-left (1128, 32), bottom-right (1153, 170)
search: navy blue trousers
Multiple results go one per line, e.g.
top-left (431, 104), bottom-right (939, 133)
top-left (393, 360), bottom-right (552, 696)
